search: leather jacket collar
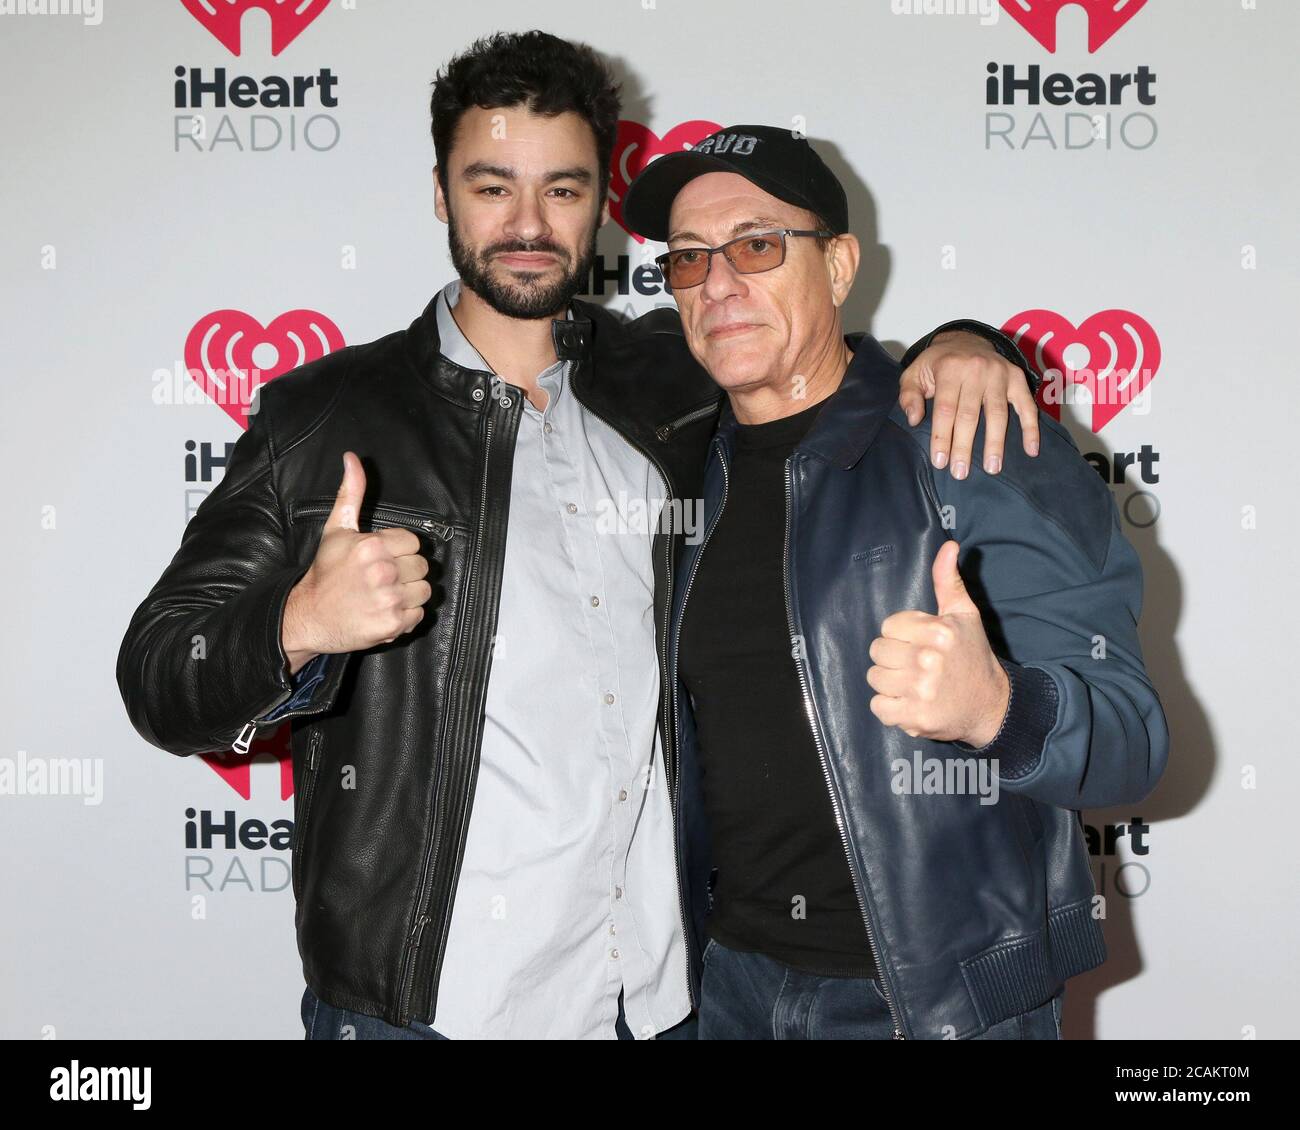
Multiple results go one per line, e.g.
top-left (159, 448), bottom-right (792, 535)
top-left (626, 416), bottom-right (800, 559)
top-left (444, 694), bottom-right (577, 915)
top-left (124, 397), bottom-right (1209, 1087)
top-left (402, 292), bottom-right (597, 410)
top-left (713, 330), bottom-right (901, 471)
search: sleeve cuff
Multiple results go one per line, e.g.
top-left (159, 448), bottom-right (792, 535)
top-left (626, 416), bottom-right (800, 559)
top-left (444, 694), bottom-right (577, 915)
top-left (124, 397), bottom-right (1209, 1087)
top-left (901, 319), bottom-right (1040, 397)
top-left (260, 653), bottom-right (330, 723)
top-left (955, 659), bottom-right (1059, 780)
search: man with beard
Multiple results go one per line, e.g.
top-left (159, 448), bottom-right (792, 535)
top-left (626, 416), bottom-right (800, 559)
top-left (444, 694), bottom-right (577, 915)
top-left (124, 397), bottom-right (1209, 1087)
top-left (117, 31), bottom-right (1040, 1039)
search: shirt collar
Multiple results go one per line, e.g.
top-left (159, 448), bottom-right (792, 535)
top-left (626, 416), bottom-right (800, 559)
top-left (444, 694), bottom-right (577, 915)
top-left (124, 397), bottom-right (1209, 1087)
top-left (435, 278), bottom-right (573, 389)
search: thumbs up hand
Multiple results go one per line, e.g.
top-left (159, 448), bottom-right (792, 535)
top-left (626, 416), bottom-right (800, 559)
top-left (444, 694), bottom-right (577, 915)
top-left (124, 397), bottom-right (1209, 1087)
top-left (866, 541), bottom-right (1010, 746)
top-left (281, 452), bottom-right (432, 673)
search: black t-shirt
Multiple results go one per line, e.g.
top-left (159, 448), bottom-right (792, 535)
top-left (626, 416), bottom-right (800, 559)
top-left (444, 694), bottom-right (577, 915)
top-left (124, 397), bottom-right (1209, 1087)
top-left (679, 397), bottom-right (876, 978)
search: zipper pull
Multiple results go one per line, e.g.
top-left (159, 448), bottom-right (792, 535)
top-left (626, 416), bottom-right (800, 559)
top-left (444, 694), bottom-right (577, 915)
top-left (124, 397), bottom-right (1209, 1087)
top-left (419, 519), bottom-right (454, 541)
top-left (232, 722), bottom-right (258, 755)
top-left (409, 913), bottom-right (431, 945)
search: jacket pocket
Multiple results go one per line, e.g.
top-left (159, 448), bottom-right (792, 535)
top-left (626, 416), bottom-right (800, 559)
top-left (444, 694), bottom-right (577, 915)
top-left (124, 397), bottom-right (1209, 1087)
top-left (288, 496), bottom-right (464, 542)
top-left (1006, 793), bottom-right (1045, 868)
top-left (292, 727), bottom-right (324, 906)
top-left (288, 496), bottom-right (468, 633)
top-left (1013, 793), bottom-right (1045, 844)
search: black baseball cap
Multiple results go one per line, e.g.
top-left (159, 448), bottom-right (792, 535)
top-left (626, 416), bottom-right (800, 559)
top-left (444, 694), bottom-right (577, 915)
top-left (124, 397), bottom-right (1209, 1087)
top-left (621, 124), bottom-right (849, 243)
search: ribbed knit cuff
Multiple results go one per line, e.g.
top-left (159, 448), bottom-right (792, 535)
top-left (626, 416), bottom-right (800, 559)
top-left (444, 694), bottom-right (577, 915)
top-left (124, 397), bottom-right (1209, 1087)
top-left (955, 659), bottom-right (1059, 780)
top-left (901, 319), bottom-right (1040, 397)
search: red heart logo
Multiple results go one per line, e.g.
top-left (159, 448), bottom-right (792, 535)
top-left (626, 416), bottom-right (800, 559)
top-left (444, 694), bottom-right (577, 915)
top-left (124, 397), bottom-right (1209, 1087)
top-left (1002, 308), bottom-right (1160, 433)
top-left (184, 308), bottom-right (345, 430)
top-left (608, 119), bottom-right (722, 242)
top-left (999, 0), bottom-right (1149, 53)
top-left (201, 725), bottom-right (293, 800)
top-left (180, 0), bottom-right (331, 57)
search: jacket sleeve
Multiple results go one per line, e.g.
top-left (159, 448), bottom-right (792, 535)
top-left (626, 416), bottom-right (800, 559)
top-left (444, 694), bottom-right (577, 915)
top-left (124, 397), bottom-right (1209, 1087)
top-left (906, 405), bottom-right (1169, 810)
top-left (116, 394), bottom-right (323, 756)
top-left (901, 319), bottom-right (1040, 397)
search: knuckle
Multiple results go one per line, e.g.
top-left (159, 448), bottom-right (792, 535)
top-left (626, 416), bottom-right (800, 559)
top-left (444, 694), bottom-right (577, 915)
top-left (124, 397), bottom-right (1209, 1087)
top-left (368, 560), bottom-right (398, 586)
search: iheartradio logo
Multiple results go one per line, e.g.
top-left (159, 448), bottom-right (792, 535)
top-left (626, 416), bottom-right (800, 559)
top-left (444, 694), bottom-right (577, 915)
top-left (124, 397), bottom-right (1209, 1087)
top-left (181, 308), bottom-right (345, 428)
top-left (180, 0), bottom-right (331, 57)
top-left (1003, 308), bottom-right (1160, 432)
top-left (999, 0), bottom-right (1149, 53)
top-left (609, 119), bottom-right (721, 241)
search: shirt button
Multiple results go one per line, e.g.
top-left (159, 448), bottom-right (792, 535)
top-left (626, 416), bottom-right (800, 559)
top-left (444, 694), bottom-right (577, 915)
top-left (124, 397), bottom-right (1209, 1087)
top-left (543, 422), bottom-right (553, 435)
top-left (615, 886), bottom-right (623, 899)
top-left (618, 788), bottom-right (627, 802)
top-left (590, 595), bottom-right (600, 607)
top-left (610, 949), bottom-right (620, 960)
top-left (604, 692), bottom-right (616, 705)
top-left (609, 923), bottom-right (616, 936)
top-left (566, 502), bottom-right (578, 514)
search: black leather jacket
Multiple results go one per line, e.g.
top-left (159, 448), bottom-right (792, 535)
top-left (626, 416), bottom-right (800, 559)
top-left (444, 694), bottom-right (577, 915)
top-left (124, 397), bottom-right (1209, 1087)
top-left (116, 295), bottom-right (1035, 1028)
top-left (118, 295), bottom-right (727, 1025)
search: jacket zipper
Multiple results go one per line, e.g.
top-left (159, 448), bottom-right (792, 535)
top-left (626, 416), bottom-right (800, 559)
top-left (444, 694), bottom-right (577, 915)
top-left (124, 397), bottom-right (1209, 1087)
top-left (398, 399), bottom-right (499, 1024)
top-left (288, 499), bottom-right (460, 542)
top-left (292, 729), bottom-right (324, 899)
top-left (654, 398), bottom-right (720, 443)
top-left (782, 453), bottom-right (906, 1039)
top-left (233, 701), bottom-right (288, 754)
top-left (569, 372), bottom-right (697, 1010)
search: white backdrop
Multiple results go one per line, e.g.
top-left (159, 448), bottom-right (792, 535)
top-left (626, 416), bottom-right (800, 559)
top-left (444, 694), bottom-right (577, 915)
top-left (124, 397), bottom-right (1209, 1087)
top-left (1, 0), bottom-right (1296, 1039)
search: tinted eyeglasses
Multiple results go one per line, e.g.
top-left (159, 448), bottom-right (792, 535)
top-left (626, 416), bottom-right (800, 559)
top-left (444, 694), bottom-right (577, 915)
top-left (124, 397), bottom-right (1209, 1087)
top-left (655, 229), bottom-right (833, 290)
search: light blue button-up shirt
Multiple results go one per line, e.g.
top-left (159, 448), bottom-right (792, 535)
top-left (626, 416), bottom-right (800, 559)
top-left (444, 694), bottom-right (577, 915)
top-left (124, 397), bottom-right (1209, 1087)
top-left (428, 279), bottom-right (690, 1039)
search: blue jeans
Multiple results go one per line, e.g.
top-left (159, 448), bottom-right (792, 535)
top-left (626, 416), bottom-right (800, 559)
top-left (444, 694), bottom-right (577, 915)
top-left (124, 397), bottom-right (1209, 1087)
top-left (301, 985), bottom-right (697, 1040)
top-left (697, 937), bottom-right (1063, 1040)
top-left (301, 986), bottom-right (448, 1040)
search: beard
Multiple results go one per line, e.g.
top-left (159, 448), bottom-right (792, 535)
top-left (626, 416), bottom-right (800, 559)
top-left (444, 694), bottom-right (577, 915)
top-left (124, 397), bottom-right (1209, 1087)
top-left (447, 203), bottom-right (599, 320)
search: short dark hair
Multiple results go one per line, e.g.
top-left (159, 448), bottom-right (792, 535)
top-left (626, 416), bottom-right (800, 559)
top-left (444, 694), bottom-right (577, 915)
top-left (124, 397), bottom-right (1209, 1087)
top-left (810, 212), bottom-right (837, 251)
top-left (430, 30), bottom-right (622, 204)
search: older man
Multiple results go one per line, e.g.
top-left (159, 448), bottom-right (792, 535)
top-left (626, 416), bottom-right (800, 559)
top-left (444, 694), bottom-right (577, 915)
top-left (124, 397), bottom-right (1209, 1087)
top-left (623, 125), bottom-right (1169, 1039)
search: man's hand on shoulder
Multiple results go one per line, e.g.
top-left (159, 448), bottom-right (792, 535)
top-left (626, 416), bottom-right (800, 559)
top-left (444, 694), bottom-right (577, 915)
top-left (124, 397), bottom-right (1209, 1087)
top-left (899, 330), bottom-right (1041, 479)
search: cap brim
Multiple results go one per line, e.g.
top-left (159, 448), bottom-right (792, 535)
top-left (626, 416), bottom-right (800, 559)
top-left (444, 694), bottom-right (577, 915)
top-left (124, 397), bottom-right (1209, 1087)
top-left (621, 151), bottom-right (747, 242)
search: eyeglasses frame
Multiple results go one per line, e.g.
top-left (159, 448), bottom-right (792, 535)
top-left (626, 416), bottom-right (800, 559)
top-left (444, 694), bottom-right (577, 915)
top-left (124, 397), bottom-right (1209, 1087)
top-left (654, 228), bottom-right (835, 290)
